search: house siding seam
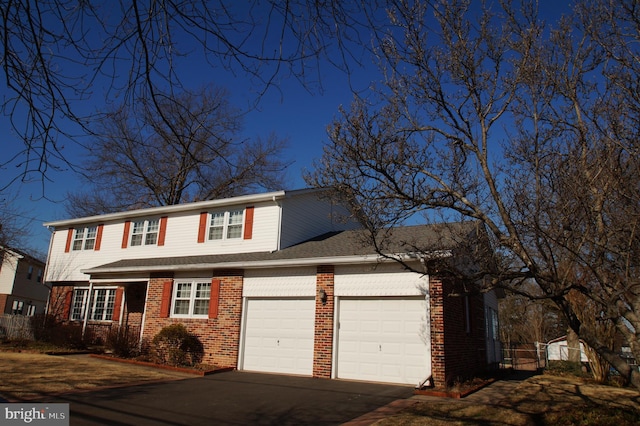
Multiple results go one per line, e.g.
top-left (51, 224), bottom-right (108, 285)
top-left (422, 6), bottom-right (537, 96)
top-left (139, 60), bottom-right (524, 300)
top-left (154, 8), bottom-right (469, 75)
top-left (313, 265), bottom-right (334, 378)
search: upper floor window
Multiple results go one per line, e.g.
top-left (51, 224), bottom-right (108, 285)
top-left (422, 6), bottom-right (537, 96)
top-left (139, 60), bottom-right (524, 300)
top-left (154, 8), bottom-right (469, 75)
top-left (73, 226), bottom-right (97, 250)
top-left (208, 210), bottom-right (244, 241)
top-left (36, 269), bottom-right (43, 283)
top-left (131, 219), bottom-right (159, 246)
top-left (27, 265), bottom-right (33, 280)
top-left (65, 224), bottom-right (103, 253)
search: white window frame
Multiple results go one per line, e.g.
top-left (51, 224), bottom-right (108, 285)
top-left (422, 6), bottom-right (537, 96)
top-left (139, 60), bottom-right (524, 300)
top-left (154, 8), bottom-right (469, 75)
top-left (130, 218), bottom-right (160, 246)
top-left (207, 209), bottom-right (244, 241)
top-left (70, 287), bottom-right (117, 322)
top-left (72, 226), bottom-right (98, 251)
top-left (170, 280), bottom-right (212, 318)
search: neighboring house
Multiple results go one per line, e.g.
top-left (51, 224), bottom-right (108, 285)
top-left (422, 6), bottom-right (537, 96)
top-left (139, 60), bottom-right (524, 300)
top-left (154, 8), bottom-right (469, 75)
top-left (43, 188), bottom-right (502, 387)
top-left (546, 335), bottom-right (589, 363)
top-left (0, 247), bottom-right (48, 316)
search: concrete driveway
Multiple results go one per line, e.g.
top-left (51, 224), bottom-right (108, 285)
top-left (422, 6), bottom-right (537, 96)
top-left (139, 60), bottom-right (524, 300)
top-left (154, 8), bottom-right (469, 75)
top-left (46, 370), bottom-right (414, 425)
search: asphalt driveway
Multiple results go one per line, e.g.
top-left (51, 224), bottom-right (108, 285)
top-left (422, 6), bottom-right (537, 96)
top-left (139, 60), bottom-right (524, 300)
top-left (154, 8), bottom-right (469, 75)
top-left (45, 370), bottom-right (414, 425)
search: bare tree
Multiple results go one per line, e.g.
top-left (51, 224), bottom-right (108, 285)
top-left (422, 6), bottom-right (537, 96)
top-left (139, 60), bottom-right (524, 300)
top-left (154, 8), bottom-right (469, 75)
top-left (1, 0), bottom-right (373, 189)
top-left (307, 0), bottom-right (640, 388)
top-left (65, 87), bottom-right (290, 216)
top-left (499, 289), bottom-right (566, 347)
top-left (0, 192), bottom-right (40, 257)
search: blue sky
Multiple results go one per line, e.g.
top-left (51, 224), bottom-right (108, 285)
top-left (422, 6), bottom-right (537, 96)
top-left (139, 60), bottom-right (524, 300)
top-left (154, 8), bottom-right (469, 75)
top-left (0, 29), bottom-right (375, 258)
top-left (0, 1), bottom-right (570, 259)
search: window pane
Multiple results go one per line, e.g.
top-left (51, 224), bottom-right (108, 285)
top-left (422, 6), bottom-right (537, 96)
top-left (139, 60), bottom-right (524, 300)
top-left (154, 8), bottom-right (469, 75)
top-left (146, 219), bottom-right (159, 232)
top-left (71, 290), bottom-right (87, 320)
top-left (193, 300), bottom-right (209, 315)
top-left (195, 282), bottom-right (211, 299)
top-left (104, 290), bottom-right (116, 320)
top-left (227, 224), bottom-right (242, 239)
top-left (176, 282), bottom-right (192, 298)
top-left (228, 210), bottom-right (243, 224)
top-left (208, 213), bottom-right (225, 240)
top-left (130, 234), bottom-right (143, 246)
top-left (92, 289), bottom-right (107, 320)
top-left (210, 213), bottom-right (225, 226)
top-left (145, 232), bottom-right (158, 245)
top-left (72, 228), bottom-right (84, 251)
top-left (84, 226), bottom-right (97, 250)
top-left (132, 221), bottom-right (145, 233)
top-left (174, 300), bottom-right (190, 315)
top-left (209, 227), bottom-right (223, 240)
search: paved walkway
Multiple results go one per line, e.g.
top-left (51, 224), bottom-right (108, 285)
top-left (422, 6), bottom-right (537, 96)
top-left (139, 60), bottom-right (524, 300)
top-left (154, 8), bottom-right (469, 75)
top-left (343, 370), bottom-right (536, 425)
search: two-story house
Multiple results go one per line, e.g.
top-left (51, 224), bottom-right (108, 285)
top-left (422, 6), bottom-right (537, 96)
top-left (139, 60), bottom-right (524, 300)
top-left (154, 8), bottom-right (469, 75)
top-left (0, 247), bottom-right (48, 316)
top-left (43, 188), bottom-right (501, 387)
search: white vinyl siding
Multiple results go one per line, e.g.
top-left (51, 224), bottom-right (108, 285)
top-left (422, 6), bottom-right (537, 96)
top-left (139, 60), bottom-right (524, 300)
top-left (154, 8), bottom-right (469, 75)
top-left (45, 191), bottom-right (354, 283)
top-left (243, 267), bottom-right (316, 297)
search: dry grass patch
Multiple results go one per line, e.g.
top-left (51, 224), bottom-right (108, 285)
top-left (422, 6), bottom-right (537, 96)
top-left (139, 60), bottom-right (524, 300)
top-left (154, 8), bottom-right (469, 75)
top-left (0, 352), bottom-right (193, 401)
top-left (376, 374), bottom-right (640, 426)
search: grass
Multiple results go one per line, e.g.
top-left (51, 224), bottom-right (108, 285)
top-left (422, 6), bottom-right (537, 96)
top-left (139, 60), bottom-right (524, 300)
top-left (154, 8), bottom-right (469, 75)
top-left (375, 374), bottom-right (640, 426)
top-left (0, 351), bottom-right (193, 401)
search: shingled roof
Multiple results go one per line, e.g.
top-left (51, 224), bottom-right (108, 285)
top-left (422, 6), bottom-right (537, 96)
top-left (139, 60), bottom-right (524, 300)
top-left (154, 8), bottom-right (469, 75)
top-left (82, 221), bottom-right (481, 274)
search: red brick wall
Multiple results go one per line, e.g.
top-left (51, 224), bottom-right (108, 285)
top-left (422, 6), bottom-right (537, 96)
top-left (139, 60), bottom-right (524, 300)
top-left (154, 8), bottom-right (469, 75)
top-left (430, 277), bottom-right (487, 387)
top-left (141, 270), bottom-right (244, 368)
top-left (48, 285), bottom-right (75, 320)
top-left (0, 293), bottom-right (8, 314)
top-left (313, 265), bottom-right (334, 378)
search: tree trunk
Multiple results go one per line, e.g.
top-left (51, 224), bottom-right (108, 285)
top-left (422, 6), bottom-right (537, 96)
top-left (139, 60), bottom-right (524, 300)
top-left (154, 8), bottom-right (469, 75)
top-left (566, 328), bottom-right (582, 364)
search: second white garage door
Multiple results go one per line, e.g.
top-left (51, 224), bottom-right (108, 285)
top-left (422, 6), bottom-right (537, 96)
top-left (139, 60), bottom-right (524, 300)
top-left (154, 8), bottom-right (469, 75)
top-left (242, 298), bottom-right (315, 376)
top-left (337, 297), bottom-right (431, 385)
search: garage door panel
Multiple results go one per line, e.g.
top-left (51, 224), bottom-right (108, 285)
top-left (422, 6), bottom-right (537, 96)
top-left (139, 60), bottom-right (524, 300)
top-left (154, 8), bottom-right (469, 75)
top-left (243, 298), bottom-right (314, 376)
top-left (337, 297), bottom-right (431, 385)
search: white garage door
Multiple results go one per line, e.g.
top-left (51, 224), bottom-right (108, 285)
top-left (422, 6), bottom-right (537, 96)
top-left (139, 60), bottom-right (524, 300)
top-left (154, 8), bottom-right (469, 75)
top-left (242, 298), bottom-right (315, 376)
top-left (337, 297), bottom-right (430, 385)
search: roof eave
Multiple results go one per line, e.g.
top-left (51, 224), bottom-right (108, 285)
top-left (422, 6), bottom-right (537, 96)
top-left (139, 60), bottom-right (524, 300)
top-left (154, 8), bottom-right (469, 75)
top-left (43, 190), bottom-right (288, 228)
top-left (80, 253), bottom-right (422, 275)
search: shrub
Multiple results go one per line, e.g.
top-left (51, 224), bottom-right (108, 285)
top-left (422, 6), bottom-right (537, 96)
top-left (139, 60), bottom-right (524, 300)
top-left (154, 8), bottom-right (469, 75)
top-left (106, 326), bottom-right (140, 358)
top-left (151, 324), bottom-right (204, 367)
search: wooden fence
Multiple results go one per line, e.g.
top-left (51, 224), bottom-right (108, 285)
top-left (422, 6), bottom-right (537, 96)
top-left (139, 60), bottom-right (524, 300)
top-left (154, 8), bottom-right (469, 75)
top-left (0, 314), bottom-right (34, 340)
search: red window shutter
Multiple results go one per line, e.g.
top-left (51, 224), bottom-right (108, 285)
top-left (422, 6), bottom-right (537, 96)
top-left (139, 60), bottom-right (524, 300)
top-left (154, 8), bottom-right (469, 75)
top-left (160, 280), bottom-right (173, 318)
top-left (64, 228), bottom-right (74, 253)
top-left (94, 224), bottom-right (104, 251)
top-left (112, 287), bottom-right (124, 321)
top-left (197, 212), bottom-right (208, 243)
top-left (243, 206), bottom-right (255, 240)
top-left (121, 221), bottom-right (131, 248)
top-left (208, 279), bottom-right (221, 319)
top-left (62, 290), bottom-right (73, 319)
top-left (158, 216), bottom-right (168, 246)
